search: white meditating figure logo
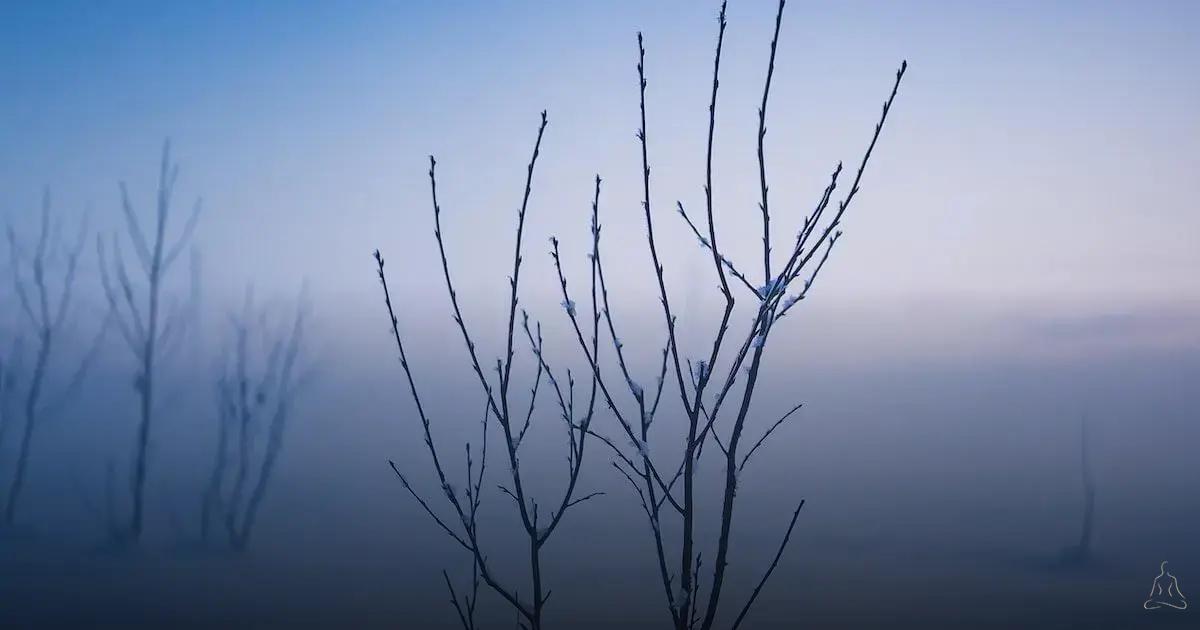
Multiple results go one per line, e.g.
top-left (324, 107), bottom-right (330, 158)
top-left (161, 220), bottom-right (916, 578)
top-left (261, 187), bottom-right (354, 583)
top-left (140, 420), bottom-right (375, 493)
top-left (1143, 561), bottom-right (1187, 610)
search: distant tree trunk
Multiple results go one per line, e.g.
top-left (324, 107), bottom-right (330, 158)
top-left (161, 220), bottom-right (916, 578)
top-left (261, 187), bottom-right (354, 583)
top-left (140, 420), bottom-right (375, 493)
top-left (0, 343), bottom-right (14, 451)
top-left (200, 377), bottom-right (234, 543)
top-left (3, 332), bottom-right (50, 524)
top-left (201, 290), bottom-right (306, 551)
top-left (3, 191), bottom-right (93, 526)
top-left (1075, 418), bottom-right (1095, 557)
top-left (129, 305), bottom-right (156, 539)
top-left (98, 140), bottom-right (202, 542)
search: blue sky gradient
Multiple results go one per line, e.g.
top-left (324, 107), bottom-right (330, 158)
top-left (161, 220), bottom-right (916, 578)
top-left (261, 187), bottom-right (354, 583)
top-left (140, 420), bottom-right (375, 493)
top-left (2, 0), bottom-right (1197, 359)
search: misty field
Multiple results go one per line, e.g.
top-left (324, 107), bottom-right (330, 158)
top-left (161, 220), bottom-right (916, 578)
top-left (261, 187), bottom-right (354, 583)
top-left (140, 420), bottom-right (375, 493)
top-left (2, 1), bottom-right (1198, 628)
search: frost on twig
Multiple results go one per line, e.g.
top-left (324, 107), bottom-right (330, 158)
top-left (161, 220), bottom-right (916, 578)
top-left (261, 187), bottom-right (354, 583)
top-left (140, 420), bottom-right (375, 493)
top-left (548, 2), bottom-right (907, 628)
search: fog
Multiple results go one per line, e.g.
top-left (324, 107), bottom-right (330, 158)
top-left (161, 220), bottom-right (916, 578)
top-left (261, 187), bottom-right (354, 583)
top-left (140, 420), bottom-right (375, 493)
top-left (2, 1), bottom-right (1198, 628)
top-left (2, 285), bottom-right (1196, 627)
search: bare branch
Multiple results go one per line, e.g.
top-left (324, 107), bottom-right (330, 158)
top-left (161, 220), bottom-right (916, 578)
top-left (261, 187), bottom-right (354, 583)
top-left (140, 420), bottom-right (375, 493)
top-left (730, 500), bottom-right (805, 630)
top-left (389, 461), bottom-right (470, 551)
top-left (756, 0), bottom-right (786, 283)
top-left (95, 236), bottom-right (140, 355)
top-left (162, 197), bottom-right (202, 273)
top-left (636, 31), bottom-right (693, 420)
top-left (674, 201), bottom-right (756, 296)
top-left (118, 182), bottom-right (153, 273)
top-left (738, 402), bottom-right (802, 473)
top-left (443, 570), bottom-right (471, 630)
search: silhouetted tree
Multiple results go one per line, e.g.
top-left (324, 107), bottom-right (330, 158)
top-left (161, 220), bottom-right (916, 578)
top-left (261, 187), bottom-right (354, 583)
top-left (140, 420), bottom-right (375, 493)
top-left (200, 288), bottom-right (307, 551)
top-left (551, 2), bottom-right (907, 627)
top-left (378, 1), bottom-right (906, 625)
top-left (375, 110), bottom-right (606, 630)
top-left (3, 190), bottom-right (108, 526)
top-left (98, 140), bottom-right (201, 542)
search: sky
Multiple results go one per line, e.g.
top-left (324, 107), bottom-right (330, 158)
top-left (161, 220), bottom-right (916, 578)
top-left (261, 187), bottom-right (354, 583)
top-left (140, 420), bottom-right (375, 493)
top-left (2, 0), bottom-right (1197, 358)
top-left (2, 2), bottom-right (1199, 627)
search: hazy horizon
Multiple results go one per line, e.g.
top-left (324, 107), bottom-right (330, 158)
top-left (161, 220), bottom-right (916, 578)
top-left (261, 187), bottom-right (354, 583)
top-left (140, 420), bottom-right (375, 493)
top-left (2, 1), bottom-right (1197, 628)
